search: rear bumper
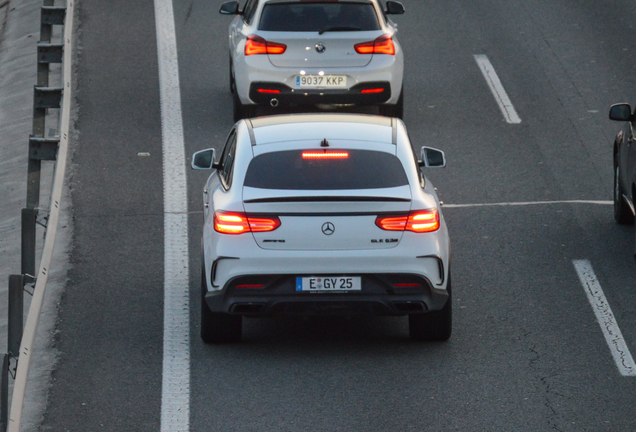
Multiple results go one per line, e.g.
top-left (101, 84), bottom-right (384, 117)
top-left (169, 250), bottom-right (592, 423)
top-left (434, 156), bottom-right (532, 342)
top-left (204, 273), bottom-right (449, 316)
top-left (249, 81), bottom-right (392, 106)
top-left (234, 52), bottom-right (403, 105)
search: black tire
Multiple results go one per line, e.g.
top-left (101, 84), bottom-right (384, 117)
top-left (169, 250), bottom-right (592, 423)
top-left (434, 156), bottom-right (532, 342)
top-left (614, 160), bottom-right (634, 224)
top-left (409, 275), bottom-right (452, 341)
top-left (378, 87), bottom-right (404, 120)
top-left (200, 264), bottom-right (242, 344)
top-left (232, 89), bottom-right (256, 123)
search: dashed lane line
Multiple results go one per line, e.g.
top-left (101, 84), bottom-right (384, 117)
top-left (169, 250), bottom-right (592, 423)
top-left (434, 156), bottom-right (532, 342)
top-left (474, 54), bottom-right (522, 124)
top-left (573, 260), bottom-right (636, 377)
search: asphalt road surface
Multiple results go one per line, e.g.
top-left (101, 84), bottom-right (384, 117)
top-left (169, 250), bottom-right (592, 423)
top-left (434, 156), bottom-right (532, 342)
top-left (39, 0), bottom-right (636, 430)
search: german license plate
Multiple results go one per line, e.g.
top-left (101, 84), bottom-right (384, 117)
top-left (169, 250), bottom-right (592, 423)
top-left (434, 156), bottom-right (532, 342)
top-left (296, 75), bottom-right (347, 88)
top-left (296, 276), bottom-right (361, 292)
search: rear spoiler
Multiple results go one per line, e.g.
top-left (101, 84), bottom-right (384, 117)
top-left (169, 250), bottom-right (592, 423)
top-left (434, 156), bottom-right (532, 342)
top-left (244, 196), bottom-right (410, 203)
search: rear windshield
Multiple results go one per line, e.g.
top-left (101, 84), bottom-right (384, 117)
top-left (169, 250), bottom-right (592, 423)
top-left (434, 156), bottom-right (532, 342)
top-left (259, 2), bottom-right (381, 32)
top-left (244, 149), bottom-right (408, 190)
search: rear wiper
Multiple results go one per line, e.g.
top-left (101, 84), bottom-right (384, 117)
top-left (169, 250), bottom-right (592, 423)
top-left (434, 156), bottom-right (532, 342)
top-left (318, 26), bottom-right (362, 35)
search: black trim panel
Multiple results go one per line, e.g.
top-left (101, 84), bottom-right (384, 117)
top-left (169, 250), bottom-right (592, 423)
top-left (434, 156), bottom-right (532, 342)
top-left (211, 256), bottom-right (239, 288)
top-left (249, 81), bottom-right (392, 106)
top-left (246, 211), bottom-right (408, 217)
top-left (244, 196), bottom-right (411, 203)
top-left (417, 255), bottom-right (444, 286)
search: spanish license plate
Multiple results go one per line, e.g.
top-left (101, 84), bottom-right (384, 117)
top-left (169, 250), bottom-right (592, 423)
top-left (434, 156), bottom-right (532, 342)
top-left (296, 75), bottom-right (347, 88)
top-left (296, 276), bottom-right (361, 292)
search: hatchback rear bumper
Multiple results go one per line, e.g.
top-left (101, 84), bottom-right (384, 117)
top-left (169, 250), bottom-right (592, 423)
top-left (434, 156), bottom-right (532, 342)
top-left (234, 53), bottom-right (403, 105)
top-left (249, 81), bottom-right (392, 106)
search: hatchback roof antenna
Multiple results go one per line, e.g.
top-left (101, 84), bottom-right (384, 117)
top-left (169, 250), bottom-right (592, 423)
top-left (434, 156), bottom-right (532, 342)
top-left (320, 138), bottom-right (329, 147)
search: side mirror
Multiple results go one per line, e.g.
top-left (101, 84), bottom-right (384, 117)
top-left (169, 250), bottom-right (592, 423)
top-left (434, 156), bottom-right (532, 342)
top-left (609, 103), bottom-right (632, 122)
top-left (191, 148), bottom-right (216, 170)
top-left (385, 1), bottom-right (405, 14)
top-left (219, 1), bottom-right (240, 15)
top-left (419, 147), bottom-right (446, 168)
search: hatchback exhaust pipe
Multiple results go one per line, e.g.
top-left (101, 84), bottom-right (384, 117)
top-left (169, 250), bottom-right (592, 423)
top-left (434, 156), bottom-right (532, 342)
top-left (270, 98), bottom-right (279, 108)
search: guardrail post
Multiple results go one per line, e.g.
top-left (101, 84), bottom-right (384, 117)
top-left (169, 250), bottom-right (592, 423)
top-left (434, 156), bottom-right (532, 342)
top-left (8, 276), bottom-right (24, 357)
top-left (1, 353), bottom-right (8, 432)
top-left (20, 209), bottom-right (37, 279)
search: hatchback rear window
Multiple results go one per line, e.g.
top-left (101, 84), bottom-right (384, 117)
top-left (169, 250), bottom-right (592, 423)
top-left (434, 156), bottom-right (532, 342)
top-left (244, 149), bottom-right (408, 190)
top-left (258, 2), bottom-right (381, 32)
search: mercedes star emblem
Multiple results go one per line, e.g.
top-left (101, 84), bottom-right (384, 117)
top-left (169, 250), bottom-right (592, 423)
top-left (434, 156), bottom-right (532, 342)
top-left (321, 222), bottom-right (335, 235)
top-left (315, 43), bottom-right (326, 54)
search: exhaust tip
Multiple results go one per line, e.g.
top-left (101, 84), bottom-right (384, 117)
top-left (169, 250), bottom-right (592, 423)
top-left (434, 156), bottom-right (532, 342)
top-left (270, 98), bottom-right (279, 107)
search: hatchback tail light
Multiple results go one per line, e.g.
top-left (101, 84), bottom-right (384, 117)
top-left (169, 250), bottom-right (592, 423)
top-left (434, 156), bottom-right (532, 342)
top-left (375, 209), bottom-right (439, 233)
top-left (245, 35), bottom-right (287, 56)
top-left (354, 34), bottom-right (395, 55)
top-left (214, 211), bottom-right (281, 234)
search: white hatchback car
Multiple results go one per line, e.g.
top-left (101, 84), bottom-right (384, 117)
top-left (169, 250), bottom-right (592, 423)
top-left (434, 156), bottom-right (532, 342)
top-left (219, 0), bottom-right (406, 122)
top-left (191, 114), bottom-right (451, 343)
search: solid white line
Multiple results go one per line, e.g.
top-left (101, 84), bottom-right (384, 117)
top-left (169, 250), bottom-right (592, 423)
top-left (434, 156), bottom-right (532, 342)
top-left (154, 0), bottom-right (190, 430)
top-left (573, 260), bottom-right (636, 377)
top-left (444, 200), bottom-right (612, 208)
top-left (474, 54), bottom-right (522, 124)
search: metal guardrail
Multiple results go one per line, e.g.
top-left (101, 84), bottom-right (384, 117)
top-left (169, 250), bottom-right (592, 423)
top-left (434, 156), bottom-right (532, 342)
top-left (1, 0), bottom-right (75, 430)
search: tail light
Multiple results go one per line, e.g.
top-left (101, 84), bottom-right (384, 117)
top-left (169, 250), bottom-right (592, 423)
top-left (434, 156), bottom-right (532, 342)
top-left (214, 211), bottom-right (281, 235)
top-left (245, 35), bottom-right (287, 56)
top-left (375, 209), bottom-right (439, 233)
top-left (302, 151), bottom-right (349, 159)
top-left (354, 34), bottom-right (395, 55)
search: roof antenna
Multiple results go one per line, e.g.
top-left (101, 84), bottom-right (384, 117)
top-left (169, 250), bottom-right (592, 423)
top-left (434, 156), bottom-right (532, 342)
top-left (320, 138), bottom-right (329, 147)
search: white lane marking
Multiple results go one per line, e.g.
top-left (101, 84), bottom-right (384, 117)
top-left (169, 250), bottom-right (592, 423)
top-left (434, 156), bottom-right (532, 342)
top-left (474, 54), bottom-right (522, 124)
top-left (154, 0), bottom-right (190, 429)
top-left (573, 260), bottom-right (636, 377)
top-left (444, 200), bottom-right (612, 208)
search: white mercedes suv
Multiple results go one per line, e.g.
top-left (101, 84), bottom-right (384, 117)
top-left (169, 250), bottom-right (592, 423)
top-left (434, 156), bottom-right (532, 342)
top-left (191, 114), bottom-right (451, 343)
top-left (219, 0), bottom-right (406, 121)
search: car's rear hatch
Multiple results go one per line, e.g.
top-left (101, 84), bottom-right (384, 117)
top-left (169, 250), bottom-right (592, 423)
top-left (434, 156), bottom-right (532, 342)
top-left (257, 1), bottom-right (384, 68)
top-left (243, 187), bottom-right (412, 250)
top-left (262, 32), bottom-right (379, 68)
top-left (241, 146), bottom-right (412, 251)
